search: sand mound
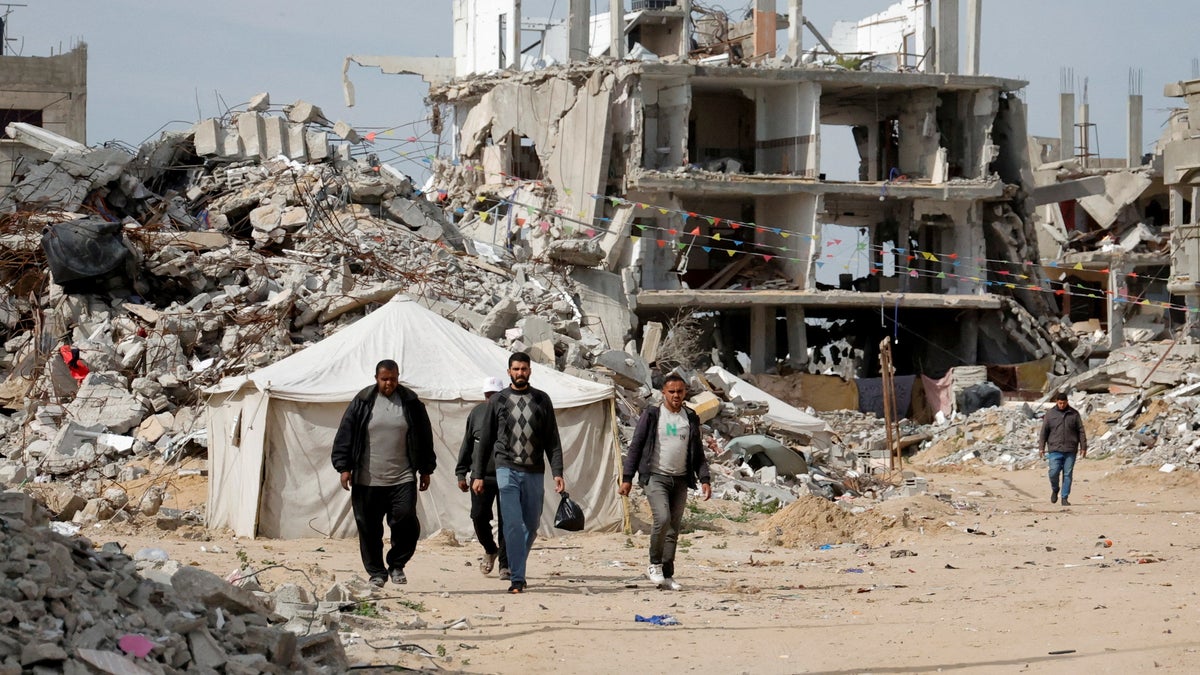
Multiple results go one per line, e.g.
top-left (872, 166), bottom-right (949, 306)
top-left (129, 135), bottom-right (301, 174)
top-left (1098, 465), bottom-right (1200, 491)
top-left (761, 494), bottom-right (957, 548)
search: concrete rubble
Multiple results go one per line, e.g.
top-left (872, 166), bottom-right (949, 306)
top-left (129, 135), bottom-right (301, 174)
top-left (2, 6), bottom-right (1200, 658)
top-left (0, 491), bottom-right (348, 673)
top-left (2, 87), bottom-right (1197, 523)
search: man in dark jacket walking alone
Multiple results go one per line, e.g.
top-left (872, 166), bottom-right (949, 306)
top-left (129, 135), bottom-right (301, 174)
top-left (473, 352), bottom-right (565, 594)
top-left (619, 374), bottom-right (711, 591)
top-left (332, 360), bottom-right (436, 587)
top-left (456, 376), bottom-right (509, 578)
top-left (1039, 391), bottom-right (1087, 507)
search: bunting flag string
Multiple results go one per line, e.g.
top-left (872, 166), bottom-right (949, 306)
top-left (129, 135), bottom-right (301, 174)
top-left (438, 164), bottom-right (1180, 290)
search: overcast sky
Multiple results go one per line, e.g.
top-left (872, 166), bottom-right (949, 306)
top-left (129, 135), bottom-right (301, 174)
top-left (9, 1), bottom-right (1199, 179)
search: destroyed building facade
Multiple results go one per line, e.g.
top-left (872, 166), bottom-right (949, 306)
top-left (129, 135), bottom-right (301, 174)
top-left (365, 0), bottom-right (1073, 382)
top-left (0, 43), bottom-right (87, 190)
top-left (1026, 71), bottom-right (1176, 353)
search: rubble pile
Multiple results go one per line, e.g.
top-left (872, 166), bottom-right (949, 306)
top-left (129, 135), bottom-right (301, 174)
top-left (2, 90), bottom-right (1200, 555)
top-left (0, 492), bottom-right (347, 673)
top-left (0, 95), bottom-right (658, 497)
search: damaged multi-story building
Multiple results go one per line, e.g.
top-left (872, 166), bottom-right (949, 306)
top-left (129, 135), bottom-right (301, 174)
top-left (350, 0), bottom-right (1081, 387)
top-left (0, 39), bottom-right (87, 191)
top-left (1026, 70), bottom-right (1177, 353)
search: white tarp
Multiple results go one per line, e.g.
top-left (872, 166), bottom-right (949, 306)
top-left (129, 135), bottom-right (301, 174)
top-left (705, 366), bottom-right (834, 449)
top-left (207, 295), bottom-right (624, 539)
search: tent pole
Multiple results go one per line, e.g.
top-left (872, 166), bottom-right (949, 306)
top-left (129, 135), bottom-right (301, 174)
top-left (610, 398), bottom-right (631, 534)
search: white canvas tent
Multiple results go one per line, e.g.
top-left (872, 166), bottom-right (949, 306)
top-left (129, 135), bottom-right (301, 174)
top-left (205, 295), bottom-right (624, 540)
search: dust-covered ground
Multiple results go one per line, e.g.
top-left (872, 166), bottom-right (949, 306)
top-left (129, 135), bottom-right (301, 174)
top-left (103, 456), bottom-right (1200, 673)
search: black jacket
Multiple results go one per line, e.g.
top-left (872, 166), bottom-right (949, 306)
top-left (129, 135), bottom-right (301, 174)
top-left (331, 383), bottom-right (436, 479)
top-left (623, 405), bottom-right (710, 489)
top-left (455, 401), bottom-right (494, 480)
top-left (1039, 404), bottom-right (1087, 454)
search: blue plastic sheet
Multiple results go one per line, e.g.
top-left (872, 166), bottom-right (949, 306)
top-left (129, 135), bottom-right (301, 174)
top-left (635, 614), bottom-right (680, 626)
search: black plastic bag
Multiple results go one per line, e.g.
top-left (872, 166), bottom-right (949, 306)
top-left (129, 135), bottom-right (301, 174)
top-left (554, 492), bottom-right (585, 531)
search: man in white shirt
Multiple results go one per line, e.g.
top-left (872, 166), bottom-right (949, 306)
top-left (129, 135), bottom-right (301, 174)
top-left (619, 374), bottom-right (712, 591)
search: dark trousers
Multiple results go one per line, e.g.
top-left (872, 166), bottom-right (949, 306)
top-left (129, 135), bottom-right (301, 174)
top-left (471, 478), bottom-right (508, 569)
top-left (646, 474), bottom-right (689, 579)
top-left (351, 482), bottom-right (419, 579)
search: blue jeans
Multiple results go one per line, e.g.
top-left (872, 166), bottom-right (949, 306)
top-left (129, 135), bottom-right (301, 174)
top-left (1047, 451), bottom-right (1077, 498)
top-left (497, 467), bottom-right (545, 585)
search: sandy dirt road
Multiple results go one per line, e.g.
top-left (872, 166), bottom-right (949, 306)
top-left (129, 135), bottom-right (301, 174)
top-left (108, 457), bottom-right (1200, 673)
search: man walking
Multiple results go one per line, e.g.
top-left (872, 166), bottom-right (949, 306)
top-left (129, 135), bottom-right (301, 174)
top-left (619, 374), bottom-right (711, 591)
top-left (456, 376), bottom-right (509, 579)
top-left (332, 360), bottom-right (436, 588)
top-left (1039, 391), bottom-right (1087, 507)
top-left (474, 352), bottom-right (565, 594)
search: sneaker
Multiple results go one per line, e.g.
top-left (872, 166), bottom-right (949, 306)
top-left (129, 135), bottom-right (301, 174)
top-left (369, 575), bottom-right (386, 589)
top-left (480, 552), bottom-right (497, 575)
top-left (646, 564), bottom-right (665, 585)
top-left (499, 568), bottom-right (511, 581)
top-left (389, 569), bottom-right (407, 585)
top-left (662, 578), bottom-right (683, 591)
top-left (1050, 489), bottom-right (1058, 504)
top-left (507, 581), bottom-right (526, 594)
top-left (1061, 497), bottom-right (1071, 507)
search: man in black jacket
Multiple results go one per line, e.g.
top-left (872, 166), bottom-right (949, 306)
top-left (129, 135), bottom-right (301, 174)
top-left (619, 374), bottom-right (711, 591)
top-left (473, 352), bottom-right (565, 594)
top-left (332, 360), bottom-right (435, 587)
top-left (1038, 391), bottom-right (1087, 507)
top-left (456, 376), bottom-right (509, 578)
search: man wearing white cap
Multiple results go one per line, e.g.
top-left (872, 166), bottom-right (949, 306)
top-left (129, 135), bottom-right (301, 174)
top-left (456, 376), bottom-right (509, 577)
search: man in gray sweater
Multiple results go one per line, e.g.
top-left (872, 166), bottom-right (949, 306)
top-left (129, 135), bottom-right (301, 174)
top-left (473, 352), bottom-right (565, 594)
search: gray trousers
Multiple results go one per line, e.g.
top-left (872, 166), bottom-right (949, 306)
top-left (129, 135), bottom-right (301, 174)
top-left (646, 474), bottom-right (688, 578)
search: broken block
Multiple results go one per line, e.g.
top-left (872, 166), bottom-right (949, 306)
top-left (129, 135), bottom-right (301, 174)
top-left (305, 131), bottom-right (329, 161)
top-left (333, 120), bottom-right (360, 144)
top-left (640, 321), bottom-right (663, 365)
top-left (236, 112), bottom-right (265, 158)
top-left (192, 119), bottom-right (222, 156)
top-left (247, 91), bottom-right (270, 112)
top-left (262, 116), bottom-right (288, 158)
top-left (686, 390), bottom-right (721, 423)
top-left (287, 100), bottom-right (327, 125)
top-left (287, 123), bottom-right (308, 161)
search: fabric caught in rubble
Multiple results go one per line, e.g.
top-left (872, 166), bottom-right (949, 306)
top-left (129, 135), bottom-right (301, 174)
top-left (41, 218), bottom-right (130, 283)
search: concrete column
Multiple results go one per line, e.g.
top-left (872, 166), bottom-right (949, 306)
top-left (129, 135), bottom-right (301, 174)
top-left (787, 0), bottom-right (803, 62)
top-left (937, 0), bottom-right (959, 74)
top-left (507, 1), bottom-right (522, 69)
top-left (958, 310), bottom-right (979, 365)
top-left (756, 81), bottom-right (818, 175)
top-left (1128, 93), bottom-right (1143, 167)
top-left (1078, 101), bottom-right (1090, 169)
top-left (1059, 93), bottom-right (1075, 160)
top-left (754, 0), bottom-right (777, 60)
top-left (569, 0), bottom-right (589, 62)
top-left (954, 203), bottom-right (985, 295)
top-left (786, 306), bottom-right (808, 368)
top-left (762, 193), bottom-right (818, 288)
top-left (679, 0), bottom-right (693, 59)
top-left (965, 0), bottom-right (981, 75)
top-left (1107, 263), bottom-right (1125, 348)
top-left (867, 122), bottom-right (879, 181)
top-left (610, 0), bottom-right (624, 60)
top-left (750, 305), bottom-right (778, 373)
